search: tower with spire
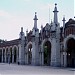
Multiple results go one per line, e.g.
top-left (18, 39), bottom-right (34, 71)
top-left (19, 27), bottom-right (25, 40)
top-left (50, 3), bottom-right (61, 67)
top-left (33, 12), bottom-right (38, 29)
top-left (32, 12), bottom-right (39, 65)
top-left (62, 16), bottom-right (66, 33)
top-left (53, 3), bottom-right (59, 25)
top-left (19, 27), bottom-right (25, 65)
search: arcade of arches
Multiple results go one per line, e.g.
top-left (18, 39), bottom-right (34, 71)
top-left (0, 46), bottom-right (18, 64)
top-left (67, 38), bottom-right (75, 67)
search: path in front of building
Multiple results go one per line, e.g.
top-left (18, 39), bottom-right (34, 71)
top-left (0, 63), bottom-right (74, 75)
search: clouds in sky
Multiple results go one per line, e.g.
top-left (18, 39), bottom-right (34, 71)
top-left (0, 0), bottom-right (74, 40)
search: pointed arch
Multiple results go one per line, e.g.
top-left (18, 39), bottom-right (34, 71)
top-left (41, 38), bottom-right (52, 66)
top-left (13, 45), bottom-right (18, 63)
top-left (64, 34), bottom-right (75, 67)
top-left (26, 41), bottom-right (32, 64)
top-left (64, 34), bottom-right (75, 51)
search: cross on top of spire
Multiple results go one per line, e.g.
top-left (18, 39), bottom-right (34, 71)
top-left (55, 3), bottom-right (57, 6)
top-left (34, 12), bottom-right (38, 20)
top-left (35, 12), bottom-right (37, 15)
top-left (53, 3), bottom-right (58, 12)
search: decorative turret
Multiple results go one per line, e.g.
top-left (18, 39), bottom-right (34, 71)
top-left (50, 19), bottom-right (53, 26)
top-left (53, 3), bottom-right (59, 24)
top-left (19, 27), bottom-right (25, 65)
top-left (19, 27), bottom-right (25, 40)
top-left (41, 25), bottom-right (43, 33)
top-left (32, 12), bottom-right (39, 37)
top-left (26, 29), bottom-right (28, 36)
top-left (32, 12), bottom-right (39, 65)
top-left (62, 16), bottom-right (66, 33)
top-left (33, 12), bottom-right (38, 29)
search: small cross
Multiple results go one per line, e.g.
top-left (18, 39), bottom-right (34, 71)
top-left (55, 3), bottom-right (57, 6)
top-left (35, 12), bottom-right (37, 15)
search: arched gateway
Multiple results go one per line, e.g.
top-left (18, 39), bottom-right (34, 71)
top-left (43, 41), bottom-right (51, 66)
top-left (41, 39), bottom-right (52, 66)
top-left (28, 44), bottom-right (32, 64)
top-left (67, 38), bottom-right (75, 67)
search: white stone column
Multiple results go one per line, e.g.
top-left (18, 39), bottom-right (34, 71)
top-left (39, 52), bottom-right (41, 65)
top-left (27, 53), bottom-right (28, 64)
top-left (12, 48), bottom-right (14, 63)
top-left (8, 48), bottom-right (10, 64)
top-left (17, 49), bottom-right (19, 64)
top-left (2, 49), bottom-right (3, 63)
top-left (60, 52), bottom-right (64, 67)
top-left (16, 49), bottom-right (18, 63)
top-left (25, 52), bottom-right (28, 64)
top-left (5, 49), bottom-right (7, 63)
top-left (26, 53), bottom-right (27, 64)
top-left (41, 52), bottom-right (44, 66)
top-left (25, 53), bottom-right (26, 64)
top-left (64, 52), bottom-right (67, 67)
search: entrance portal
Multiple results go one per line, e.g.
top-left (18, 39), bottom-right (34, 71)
top-left (44, 41), bottom-right (51, 66)
top-left (28, 44), bottom-right (32, 64)
top-left (67, 38), bottom-right (75, 67)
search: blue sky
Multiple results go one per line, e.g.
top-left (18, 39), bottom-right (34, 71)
top-left (0, 0), bottom-right (74, 40)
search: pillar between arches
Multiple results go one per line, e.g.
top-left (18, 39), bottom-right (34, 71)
top-left (2, 49), bottom-right (3, 63)
top-left (41, 52), bottom-right (44, 66)
top-left (12, 48), bottom-right (14, 63)
top-left (5, 49), bottom-right (7, 63)
top-left (63, 51), bottom-right (67, 67)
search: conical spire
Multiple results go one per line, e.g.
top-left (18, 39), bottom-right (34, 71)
top-left (26, 29), bottom-right (28, 36)
top-left (53, 3), bottom-right (59, 24)
top-left (19, 27), bottom-right (25, 39)
top-left (62, 16), bottom-right (66, 33)
top-left (21, 27), bottom-right (23, 32)
top-left (33, 12), bottom-right (38, 29)
top-left (62, 16), bottom-right (66, 22)
top-left (34, 12), bottom-right (38, 20)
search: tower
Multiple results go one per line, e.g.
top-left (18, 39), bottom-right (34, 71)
top-left (32, 12), bottom-right (39, 65)
top-left (19, 27), bottom-right (25, 64)
top-left (53, 3), bottom-right (59, 24)
top-left (33, 12), bottom-right (38, 29)
top-left (19, 27), bottom-right (25, 39)
top-left (50, 3), bottom-right (60, 67)
top-left (62, 16), bottom-right (66, 33)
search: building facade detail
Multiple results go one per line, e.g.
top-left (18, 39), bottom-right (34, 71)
top-left (0, 3), bottom-right (75, 68)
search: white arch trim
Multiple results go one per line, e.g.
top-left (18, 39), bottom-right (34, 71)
top-left (64, 34), bottom-right (75, 51)
top-left (12, 45), bottom-right (18, 50)
top-left (6, 47), bottom-right (9, 49)
top-left (26, 41), bottom-right (32, 52)
top-left (3, 47), bottom-right (6, 51)
top-left (9, 46), bottom-right (13, 49)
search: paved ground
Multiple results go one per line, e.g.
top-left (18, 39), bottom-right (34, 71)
top-left (0, 63), bottom-right (74, 75)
